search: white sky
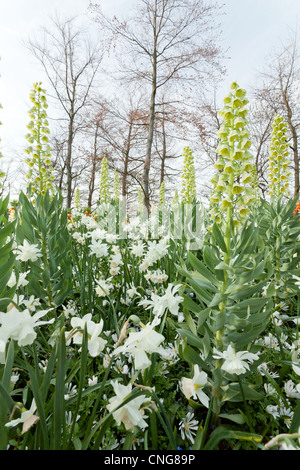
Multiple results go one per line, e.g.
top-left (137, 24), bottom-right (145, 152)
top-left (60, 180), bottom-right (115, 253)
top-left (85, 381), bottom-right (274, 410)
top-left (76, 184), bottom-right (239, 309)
top-left (0, 0), bottom-right (299, 194)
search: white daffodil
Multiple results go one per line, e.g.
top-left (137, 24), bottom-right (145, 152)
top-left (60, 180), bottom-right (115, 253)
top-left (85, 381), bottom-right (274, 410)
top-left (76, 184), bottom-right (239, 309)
top-left (144, 269), bottom-right (168, 284)
top-left (181, 364), bottom-right (210, 408)
top-left (70, 313), bottom-right (94, 338)
top-left (213, 344), bottom-right (259, 375)
top-left (161, 284), bottom-right (184, 316)
top-left (139, 238), bottom-right (169, 272)
top-left (107, 381), bottom-right (149, 431)
top-left (126, 283), bottom-right (141, 299)
top-left (0, 306), bottom-right (54, 349)
top-left (5, 399), bottom-right (38, 434)
top-left (15, 239), bottom-right (42, 262)
top-left (114, 320), bottom-right (165, 370)
top-left (89, 239), bottom-right (109, 258)
top-left (110, 252), bottom-right (123, 268)
top-left (0, 329), bottom-right (9, 364)
top-left (130, 240), bottom-right (145, 257)
top-left (140, 283), bottom-right (183, 319)
top-left (95, 279), bottom-right (112, 297)
top-left (89, 228), bottom-right (107, 240)
top-left (70, 314), bottom-right (107, 357)
top-left (7, 270), bottom-right (30, 288)
top-left (87, 321), bottom-right (107, 357)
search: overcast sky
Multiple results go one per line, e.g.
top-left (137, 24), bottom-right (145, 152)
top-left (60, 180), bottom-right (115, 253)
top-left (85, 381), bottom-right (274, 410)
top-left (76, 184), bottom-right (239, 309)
top-left (0, 0), bottom-right (299, 193)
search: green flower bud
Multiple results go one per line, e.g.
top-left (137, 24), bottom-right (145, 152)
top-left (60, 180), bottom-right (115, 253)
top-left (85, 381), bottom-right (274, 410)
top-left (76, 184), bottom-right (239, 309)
top-left (267, 114), bottom-right (291, 199)
top-left (232, 184), bottom-right (243, 195)
top-left (210, 82), bottom-right (256, 226)
top-left (181, 146), bottom-right (196, 203)
top-left (99, 156), bottom-right (110, 204)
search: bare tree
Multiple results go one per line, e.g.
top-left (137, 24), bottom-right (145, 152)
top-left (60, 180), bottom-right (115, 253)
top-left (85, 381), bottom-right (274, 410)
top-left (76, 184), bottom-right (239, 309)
top-left (151, 95), bottom-right (190, 200)
top-left (89, 0), bottom-right (226, 212)
top-left (27, 14), bottom-right (104, 207)
top-left (252, 29), bottom-right (300, 197)
top-left (88, 94), bottom-right (149, 206)
top-left (247, 100), bottom-right (274, 197)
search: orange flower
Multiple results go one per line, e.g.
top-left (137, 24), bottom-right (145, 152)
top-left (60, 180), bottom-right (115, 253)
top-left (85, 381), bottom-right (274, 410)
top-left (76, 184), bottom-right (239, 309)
top-left (293, 202), bottom-right (300, 216)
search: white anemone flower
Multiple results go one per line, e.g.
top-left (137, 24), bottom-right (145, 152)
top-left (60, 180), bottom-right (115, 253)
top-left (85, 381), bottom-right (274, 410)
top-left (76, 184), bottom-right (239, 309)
top-left (107, 381), bottom-right (149, 431)
top-left (284, 380), bottom-right (300, 399)
top-left (22, 295), bottom-right (41, 312)
top-left (292, 275), bottom-right (300, 287)
top-left (15, 240), bottom-right (42, 262)
top-left (179, 412), bottom-right (199, 444)
top-left (181, 365), bottom-right (210, 408)
top-left (213, 344), bottom-right (259, 375)
top-left (88, 375), bottom-right (98, 387)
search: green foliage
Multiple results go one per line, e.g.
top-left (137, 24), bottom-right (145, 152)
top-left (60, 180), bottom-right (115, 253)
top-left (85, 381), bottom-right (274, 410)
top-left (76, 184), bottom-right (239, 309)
top-left (1, 80), bottom-right (300, 452)
top-left (176, 216), bottom-right (274, 418)
top-left (255, 196), bottom-right (300, 297)
top-left (0, 100), bottom-right (6, 185)
top-left (15, 190), bottom-right (73, 308)
top-left (0, 195), bottom-right (16, 310)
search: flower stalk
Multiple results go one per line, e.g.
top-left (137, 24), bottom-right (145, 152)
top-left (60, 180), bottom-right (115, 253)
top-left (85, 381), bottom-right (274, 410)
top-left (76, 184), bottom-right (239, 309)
top-left (209, 82), bottom-right (256, 418)
top-left (24, 82), bottom-right (54, 198)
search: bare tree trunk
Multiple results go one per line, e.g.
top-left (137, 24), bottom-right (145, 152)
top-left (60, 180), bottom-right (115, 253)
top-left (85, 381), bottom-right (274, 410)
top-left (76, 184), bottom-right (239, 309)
top-left (88, 126), bottom-right (99, 208)
top-left (66, 117), bottom-right (74, 208)
top-left (58, 164), bottom-right (65, 192)
top-left (143, 47), bottom-right (157, 213)
top-left (122, 121), bottom-right (133, 198)
top-left (160, 109), bottom-right (166, 186)
top-left (280, 80), bottom-right (299, 196)
top-left (87, 157), bottom-right (96, 208)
